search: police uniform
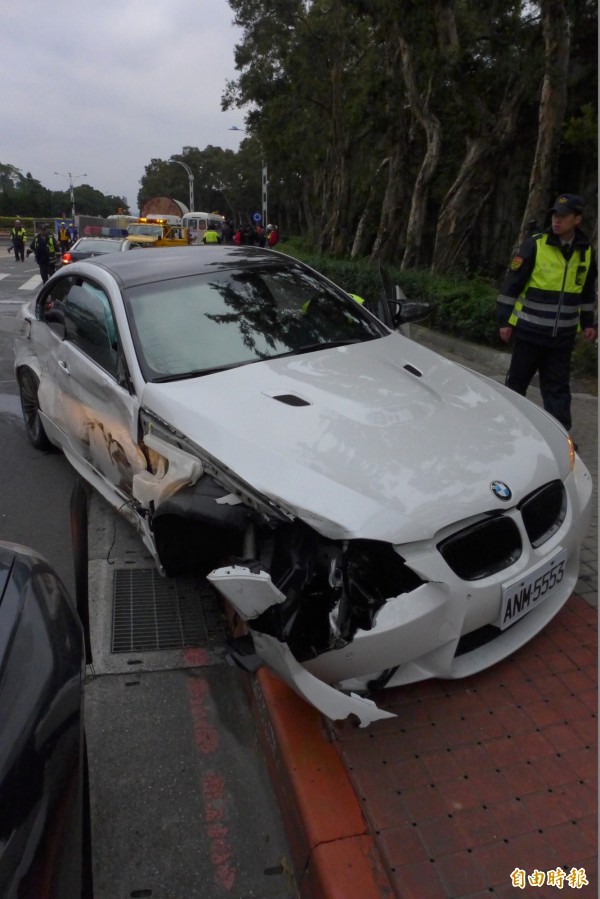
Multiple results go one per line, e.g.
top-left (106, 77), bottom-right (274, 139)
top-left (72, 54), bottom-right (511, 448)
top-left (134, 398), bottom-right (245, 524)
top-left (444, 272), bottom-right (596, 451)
top-left (10, 222), bottom-right (26, 261)
top-left (497, 194), bottom-right (597, 431)
top-left (58, 222), bottom-right (72, 253)
top-left (28, 230), bottom-right (59, 284)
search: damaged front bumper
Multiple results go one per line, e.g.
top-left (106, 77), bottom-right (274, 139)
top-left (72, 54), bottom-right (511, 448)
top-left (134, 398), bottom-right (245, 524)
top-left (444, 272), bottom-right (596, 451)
top-left (134, 425), bottom-right (592, 728)
top-left (208, 500), bottom-right (584, 726)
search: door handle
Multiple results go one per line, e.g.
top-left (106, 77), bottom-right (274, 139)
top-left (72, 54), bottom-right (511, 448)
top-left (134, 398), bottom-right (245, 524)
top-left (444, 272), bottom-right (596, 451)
top-left (58, 360), bottom-right (70, 374)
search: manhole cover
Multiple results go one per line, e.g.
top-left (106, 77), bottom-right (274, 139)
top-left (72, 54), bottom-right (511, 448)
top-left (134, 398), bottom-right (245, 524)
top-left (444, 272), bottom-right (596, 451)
top-left (112, 569), bottom-right (226, 653)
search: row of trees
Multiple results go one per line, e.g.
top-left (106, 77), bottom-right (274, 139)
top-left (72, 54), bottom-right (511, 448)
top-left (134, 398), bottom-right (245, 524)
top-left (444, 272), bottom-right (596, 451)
top-left (214, 0), bottom-right (596, 277)
top-left (8, 0), bottom-right (595, 279)
top-left (138, 145), bottom-right (263, 225)
top-left (0, 164), bottom-right (128, 220)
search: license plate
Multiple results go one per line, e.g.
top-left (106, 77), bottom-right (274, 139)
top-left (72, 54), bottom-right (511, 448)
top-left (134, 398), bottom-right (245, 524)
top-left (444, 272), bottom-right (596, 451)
top-left (498, 548), bottom-right (567, 630)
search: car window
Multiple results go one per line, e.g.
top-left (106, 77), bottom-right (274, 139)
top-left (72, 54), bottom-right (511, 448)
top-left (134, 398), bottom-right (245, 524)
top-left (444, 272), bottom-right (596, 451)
top-left (128, 224), bottom-right (162, 237)
top-left (124, 264), bottom-right (386, 381)
top-left (59, 279), bottom-right (119, 376)
top-left (75, 239), bottom-right (121, 254)
top-left (39, 277), bottom-right (71, 333)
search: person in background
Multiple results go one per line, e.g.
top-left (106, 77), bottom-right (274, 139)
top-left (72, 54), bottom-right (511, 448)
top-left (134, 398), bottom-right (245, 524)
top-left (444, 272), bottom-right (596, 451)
top-left (267, 224), bottom-right (279, 248)
top-left (497, 193), bottom-right (597, 437)
top-left (255, 224), bottom-right (265, 247)
top-left (9, 218), bottom-right (26, 262)
top-left (202, 226), bottom-right (222, 244)
top-left (27, 224), bottom-right (59, 283)
top-left (58, 221), bottom-right (72, 254)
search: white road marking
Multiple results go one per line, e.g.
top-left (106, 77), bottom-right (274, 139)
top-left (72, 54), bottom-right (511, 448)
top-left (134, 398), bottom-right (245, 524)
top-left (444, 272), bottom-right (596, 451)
top-left (18, 275), bottom-right (42, 290)
top-left (0, 273), bottom-right (9, 281)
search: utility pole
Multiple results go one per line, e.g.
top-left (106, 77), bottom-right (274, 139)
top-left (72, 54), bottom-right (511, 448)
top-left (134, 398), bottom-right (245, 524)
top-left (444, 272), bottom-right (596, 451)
top-left (54, 171), bottom-right (87, 221)
top-left (169, 159), bottom-right (195, 212)
top-left (229, 127), bottom-right (268, 226)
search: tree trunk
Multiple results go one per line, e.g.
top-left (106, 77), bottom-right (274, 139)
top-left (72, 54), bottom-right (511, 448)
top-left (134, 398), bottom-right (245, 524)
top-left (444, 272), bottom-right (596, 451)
top-left (370, 151), bottom-right (407, 260)
top-left (397, 32), bottom-right (442, 269)
top-left (351, 158), bottom-right (389, 258)
top-left (518, 0), bottom-right (571, 244)
top-left (432, 83), bottom-right (525, 273)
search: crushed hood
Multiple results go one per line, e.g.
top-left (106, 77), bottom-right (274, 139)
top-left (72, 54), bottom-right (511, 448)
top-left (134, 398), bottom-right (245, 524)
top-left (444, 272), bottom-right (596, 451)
top-left (141, 334), bottom-right (566, 543)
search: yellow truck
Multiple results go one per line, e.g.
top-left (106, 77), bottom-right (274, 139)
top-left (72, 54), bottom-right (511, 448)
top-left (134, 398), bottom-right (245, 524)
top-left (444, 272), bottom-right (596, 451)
top-left (126, 216), bottom-right (189, 247)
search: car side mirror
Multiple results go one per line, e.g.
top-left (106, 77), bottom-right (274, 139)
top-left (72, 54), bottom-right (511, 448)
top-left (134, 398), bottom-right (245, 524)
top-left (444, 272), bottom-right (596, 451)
top-left (390, 300), bottom-right (431, 327)
top-left (377, 261), bottom-right (431, 329)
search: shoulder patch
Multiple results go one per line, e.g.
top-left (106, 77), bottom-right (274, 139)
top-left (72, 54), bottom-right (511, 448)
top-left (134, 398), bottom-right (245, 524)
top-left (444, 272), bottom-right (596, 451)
top-left (510, 255), bottom-right (524, 271)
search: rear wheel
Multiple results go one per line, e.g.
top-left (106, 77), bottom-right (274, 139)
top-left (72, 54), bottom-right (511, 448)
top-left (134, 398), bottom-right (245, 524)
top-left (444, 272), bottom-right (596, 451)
top-left (18, 368), bottom-right (52, 450)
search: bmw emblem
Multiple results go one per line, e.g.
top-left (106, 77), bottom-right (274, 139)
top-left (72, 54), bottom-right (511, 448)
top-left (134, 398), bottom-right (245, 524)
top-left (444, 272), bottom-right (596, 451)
top-left (491, 480), bottom-right (512, 501)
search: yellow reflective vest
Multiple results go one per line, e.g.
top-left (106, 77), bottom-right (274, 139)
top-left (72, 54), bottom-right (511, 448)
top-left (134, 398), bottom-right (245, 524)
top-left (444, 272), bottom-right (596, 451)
top-left (508, 234), bottom-right (593, 338)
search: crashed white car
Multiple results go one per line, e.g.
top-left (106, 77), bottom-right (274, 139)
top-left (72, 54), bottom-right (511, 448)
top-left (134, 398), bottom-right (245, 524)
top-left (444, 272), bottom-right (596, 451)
top-left (4, 247), bottom-right (592, 725)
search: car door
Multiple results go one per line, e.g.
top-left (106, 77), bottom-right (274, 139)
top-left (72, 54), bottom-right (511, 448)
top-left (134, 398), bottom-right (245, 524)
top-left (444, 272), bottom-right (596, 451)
top-left (37, 275), bottom-right (147, 498)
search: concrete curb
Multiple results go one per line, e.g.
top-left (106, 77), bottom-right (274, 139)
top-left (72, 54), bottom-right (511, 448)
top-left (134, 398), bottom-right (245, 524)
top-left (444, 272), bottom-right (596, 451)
top-left (247, 669), bottom-right (394, 898)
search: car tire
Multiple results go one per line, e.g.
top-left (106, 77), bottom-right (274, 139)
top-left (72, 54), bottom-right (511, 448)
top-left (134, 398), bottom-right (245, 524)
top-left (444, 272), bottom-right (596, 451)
top-left (18, 368), bottom-right (52, 450)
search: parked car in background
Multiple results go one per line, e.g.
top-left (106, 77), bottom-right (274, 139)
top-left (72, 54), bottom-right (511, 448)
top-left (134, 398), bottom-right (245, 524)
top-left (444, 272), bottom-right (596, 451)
top-left (1, 246), bottom-right (593, 726)
top-left (61, 236), bottom-right (143, 265)
top-left (0, 541), bottom-right (91, 898)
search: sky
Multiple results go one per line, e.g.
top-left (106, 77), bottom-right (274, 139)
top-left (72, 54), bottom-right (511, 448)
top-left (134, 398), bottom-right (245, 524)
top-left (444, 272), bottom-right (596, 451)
top-left (3, 2), bottom-right (245, 214)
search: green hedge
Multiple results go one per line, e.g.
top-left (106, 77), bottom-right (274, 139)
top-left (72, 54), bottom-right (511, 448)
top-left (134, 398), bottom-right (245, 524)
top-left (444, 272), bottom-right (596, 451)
top-left (280, 239), bottom-right (597, 379)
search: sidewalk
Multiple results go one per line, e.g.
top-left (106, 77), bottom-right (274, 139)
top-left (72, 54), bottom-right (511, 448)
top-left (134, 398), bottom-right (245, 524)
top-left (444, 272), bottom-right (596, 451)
top-left (249, 328), bottom-right (598, 898)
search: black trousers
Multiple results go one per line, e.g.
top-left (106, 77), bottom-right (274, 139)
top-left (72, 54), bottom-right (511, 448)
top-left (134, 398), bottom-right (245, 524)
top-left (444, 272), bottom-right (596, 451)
top-left (38, 260), bottom-right (56, 284)
top-left (506, 336), bottom-right (574, 431)
top-left (12, 241), bottom-right (24, 261)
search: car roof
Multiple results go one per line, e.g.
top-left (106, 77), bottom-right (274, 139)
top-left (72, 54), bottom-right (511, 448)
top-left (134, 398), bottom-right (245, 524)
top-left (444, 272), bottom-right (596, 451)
top-left (72, 246), bottom-right (291, 287)
top-left (75, 236), bottom-right (126, 244)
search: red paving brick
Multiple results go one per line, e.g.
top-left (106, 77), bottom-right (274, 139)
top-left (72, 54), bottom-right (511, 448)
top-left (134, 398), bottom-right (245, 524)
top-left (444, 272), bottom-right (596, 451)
top-left (331, 595), bottom-right (597, 897)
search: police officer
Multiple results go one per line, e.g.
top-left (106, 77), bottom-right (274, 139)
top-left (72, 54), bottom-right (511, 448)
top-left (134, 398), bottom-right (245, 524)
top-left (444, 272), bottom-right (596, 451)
top-left (497, 193), bottom-right (597, 434)
top-left (9, 219), bottom-right (26, 262)
top-left (27, 224), bottom-right (59, 283)
top-left (202, 226), bottom-right (221, 244)
top-left (58, 221), bottom-right (72, 253)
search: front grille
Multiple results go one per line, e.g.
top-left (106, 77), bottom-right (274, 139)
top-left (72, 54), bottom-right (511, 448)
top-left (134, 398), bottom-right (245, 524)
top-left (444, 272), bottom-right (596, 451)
top-left (519, 480), bottom-right (566, 548)
top-left (438, 516), bottom-right (522, 580)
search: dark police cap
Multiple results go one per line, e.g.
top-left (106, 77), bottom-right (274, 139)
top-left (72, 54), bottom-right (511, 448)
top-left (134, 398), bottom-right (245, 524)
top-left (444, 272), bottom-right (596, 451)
top-left (550, 194), bottom-right (584, 214)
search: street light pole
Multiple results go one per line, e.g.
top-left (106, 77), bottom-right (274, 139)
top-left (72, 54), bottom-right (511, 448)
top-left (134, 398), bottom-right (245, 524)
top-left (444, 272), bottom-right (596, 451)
top-left (54, 171), bottom-right (87, 221)
top-left (169, 158), bottom-right (195, 213)
top-left (229, 127), bottom-right (268, 227)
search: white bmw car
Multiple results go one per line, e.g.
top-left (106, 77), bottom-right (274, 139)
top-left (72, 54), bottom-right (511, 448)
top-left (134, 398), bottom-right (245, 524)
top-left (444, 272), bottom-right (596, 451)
top-left (3, 247), bottom-right (592, 725)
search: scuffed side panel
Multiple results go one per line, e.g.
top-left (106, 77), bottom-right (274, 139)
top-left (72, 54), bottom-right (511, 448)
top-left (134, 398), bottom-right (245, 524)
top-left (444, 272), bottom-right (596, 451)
top-left (133, 432), bottom-right (203, 508)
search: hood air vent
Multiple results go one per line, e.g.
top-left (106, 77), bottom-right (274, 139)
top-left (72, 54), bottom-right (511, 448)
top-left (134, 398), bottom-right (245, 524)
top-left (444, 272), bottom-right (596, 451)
top-left (273, 394), bottom-right (311, 407)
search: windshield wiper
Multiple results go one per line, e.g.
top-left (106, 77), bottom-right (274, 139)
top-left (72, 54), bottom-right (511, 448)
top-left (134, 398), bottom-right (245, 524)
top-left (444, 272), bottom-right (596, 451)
top-left (150, 359), bottom-right (259, 382)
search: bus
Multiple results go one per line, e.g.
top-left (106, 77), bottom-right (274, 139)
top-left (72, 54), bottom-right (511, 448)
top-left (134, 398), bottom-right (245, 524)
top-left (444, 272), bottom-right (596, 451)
top-left (182, 212), bottom-right (225, 245)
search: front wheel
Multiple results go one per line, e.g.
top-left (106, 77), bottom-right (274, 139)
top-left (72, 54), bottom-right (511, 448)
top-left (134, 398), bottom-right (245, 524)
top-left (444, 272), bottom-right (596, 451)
top-left (18, 368), bottom-right (52, 450)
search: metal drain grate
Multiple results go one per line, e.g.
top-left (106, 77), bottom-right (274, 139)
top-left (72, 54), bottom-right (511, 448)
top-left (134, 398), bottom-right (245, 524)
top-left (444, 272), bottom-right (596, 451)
top-left (112, 569), bottom-right (226, 653)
